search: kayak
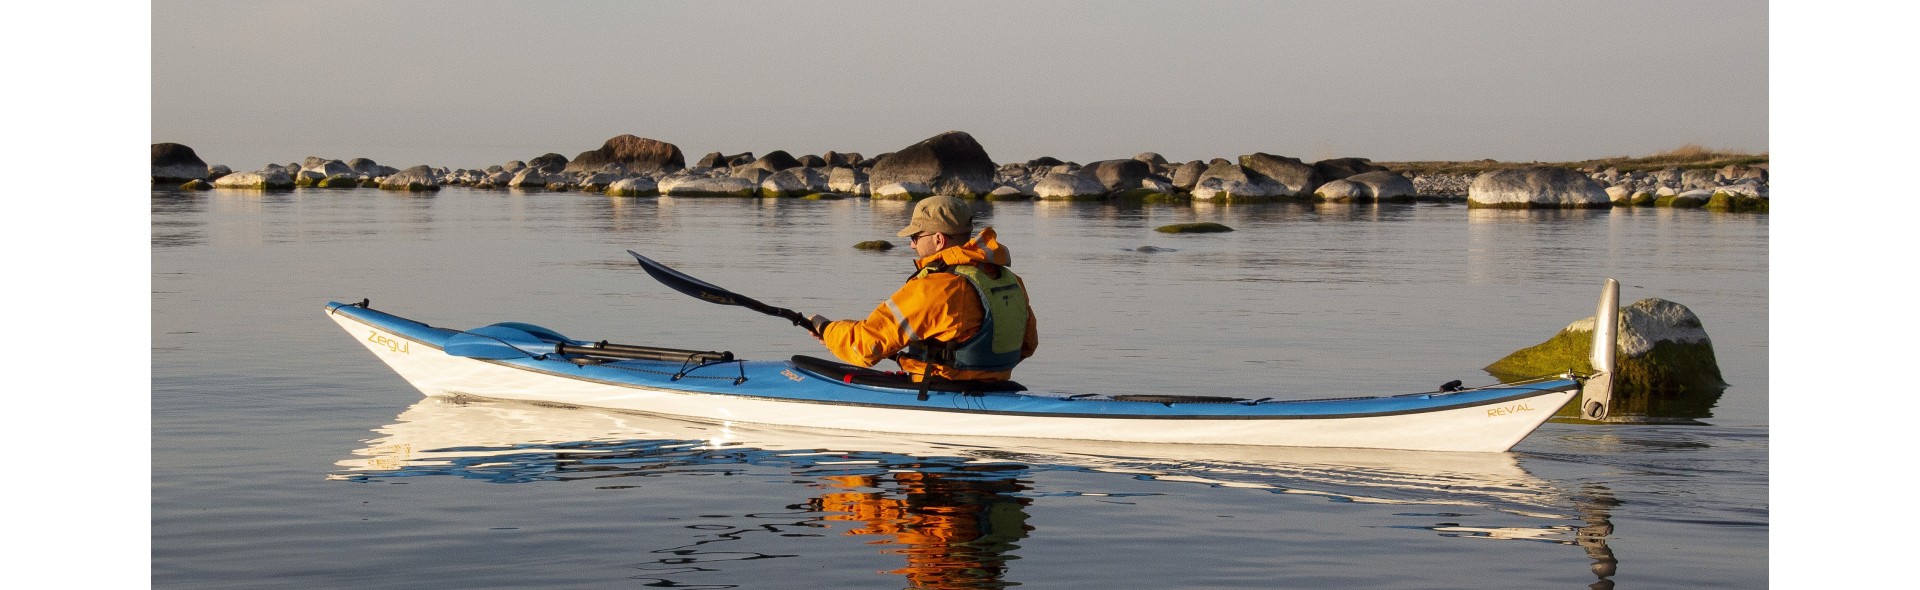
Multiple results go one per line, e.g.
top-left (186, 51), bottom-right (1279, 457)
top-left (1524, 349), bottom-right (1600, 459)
top-left (325, 280), bottom-right (1618, 453)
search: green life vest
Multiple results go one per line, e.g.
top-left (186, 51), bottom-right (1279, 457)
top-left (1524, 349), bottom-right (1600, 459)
top-left (908, 262), bottom-right (1030, 372)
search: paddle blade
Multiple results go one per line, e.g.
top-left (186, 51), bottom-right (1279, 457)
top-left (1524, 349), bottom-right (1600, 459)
top-left (628, 250), bottom-right (744, 306)
top-left (445, 324), bottom-right (566, 359)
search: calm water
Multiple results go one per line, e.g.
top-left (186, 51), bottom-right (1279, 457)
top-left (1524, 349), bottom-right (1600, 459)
top-left (152, 187), bottom-right (1767, 588)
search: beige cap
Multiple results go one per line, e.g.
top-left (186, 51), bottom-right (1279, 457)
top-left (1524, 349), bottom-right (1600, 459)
top-left (895, 195), bottom-right (973, 237)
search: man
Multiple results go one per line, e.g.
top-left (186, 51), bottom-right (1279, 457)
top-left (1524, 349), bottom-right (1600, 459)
top-left (809, 195), bottom-right (1038, 383)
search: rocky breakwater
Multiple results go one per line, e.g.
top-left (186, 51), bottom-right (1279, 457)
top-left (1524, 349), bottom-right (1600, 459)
top-left (1458, 164), bottom-right (1768, 211)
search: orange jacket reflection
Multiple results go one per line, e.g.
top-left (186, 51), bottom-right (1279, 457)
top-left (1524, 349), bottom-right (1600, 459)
top-left (819, 227), bottom-right (1039, 382)
top-left (814, 472), bottom-right (1031, 588)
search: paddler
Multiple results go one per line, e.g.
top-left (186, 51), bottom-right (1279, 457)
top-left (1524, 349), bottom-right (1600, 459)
top-left (808, 195), bottom-right (1038, 384)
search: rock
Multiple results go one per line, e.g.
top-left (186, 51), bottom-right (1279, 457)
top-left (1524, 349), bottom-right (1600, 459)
top-left (317, 173), bottom-right (360, 188)
top-left (1239, 152), bottom-right (1321, 197)
top-left (695, 151), bottom-right (727, 168)
top-left (1032, 173), bottom-right (1108, 201)
top-left (986, 186), bottom-right (1032, 201)
top-left (1680, 169), bottom-right (1717, 191)
top-left (1312, 157), bottom-right (1387, 182)
top-left (577, 172), bottom-right (623, 192)
top-left (1660, 188), bottom-right (1714, 208)
top-left (853, 240), bottom-right (894, 251)
top-left (1467, 166), bottom-right (1610, 209)
top-left (607, 177), bottom-right (660, 197)
top-left (1189, 178), bottom-right (1276, 202)
top-left (730, 166), bottom-right (773, 184)
top-left (761, 167), bottom-right (826, 197)
top-left (528, 153), bottom-right (570, 175)
top-left (871, 182), bottom-right (931, 201)
top-left (1027, 156), bottom-right (1065, 168)
top-left (1486, 298), bottom-right (1726, 395)
top-left (1705, 190), bottom-right (1768, 212)
top-left (293, 169), bottom-right (326, 187)
top-left (1078, 159), bottom-right (1152, 193)
top-left (379, 165), bottom-right (441, 191)
top-left (823, 151), bottom-right (862, 167)
top-left (502, 160), bottom-right (527, 174)
top-left (1170, 160), bottom-right (1207, 190)
top-left (565, 134), bottom-right (685, 174)
top-left (797, 154), bottom-right (827, 168)
top-left (1347, 171), bottom-right (1416, 202)
top-left (868, 130), bottom-right (997, 199)
top-left (178, 179), bottom-right (212, 191)
top-left (1155, 222), bottom-right (1233, 233)
top-left (660, 176), bottom-right (758, 197)
top-left (151, 143), bottom-right (209, 183)
top-left (212, 169), bottom-right (294, 190)
top-left (1133, 152), bottom-right (1169, 172)
top-left (724, 152), bottom-right (756, 167)
top-left (750, 150), bottom-right (804, 172)
top-left (1313, 179), bottom-right (1370, 202)
top-left (207, 164), bottom-right (232, 179)
top-left (1605, 185), bottom-right (1634, 205)
top-left (1194, 160), bottom-right (1258, 189)
top-left (827, 167), bottom-right (867, 193)
top-left (508, 168), bottom-right (548, 188)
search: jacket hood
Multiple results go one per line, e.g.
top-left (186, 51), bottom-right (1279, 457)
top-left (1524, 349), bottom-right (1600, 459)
top-left (916, 226), bottom-right (1013, 269)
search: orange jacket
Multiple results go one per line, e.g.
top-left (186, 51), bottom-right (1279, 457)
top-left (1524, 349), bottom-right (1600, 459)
top-left (820, 227), bottom-right (1038, 381)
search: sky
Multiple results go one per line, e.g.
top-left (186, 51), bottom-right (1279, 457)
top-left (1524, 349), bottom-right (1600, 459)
top-left (148, 0), bottom-right (1769, 171)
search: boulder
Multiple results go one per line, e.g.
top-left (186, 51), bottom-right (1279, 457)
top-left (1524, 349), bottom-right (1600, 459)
top-left (1313, 179), bottom-right (1370, 202)
top-left (724, 152), bottom-right (756, 167)
top-left (378, 165), bottom-right (441, 191)
top-left (317, 174), bottom-right (360, 189)
top-left (729, 166), bottom-right (773, 184)
top-left (871, 182), bottom-right (931, 201)
top-left (823, 151), bottom-right (863, 167)
top-left (660, 176), bottom-right (757, 197)
top-left (868, 130), bottom-right (997, 199)
top-left (1312, 157), bottom-right (1387, 182)
top-left (294, 169), bottom-right (326, 187)
top-left (1486, 298), bottom-right (1726, 396)
top-left (1132, 152), bottom-right (1169, 172)
top-left (502, 160), bottom-right (527, 174)
top-left (1190, 178), bottom-right (1277, 203)
top-left (1346, 171), bottom-right (1416, 202)
top-left (827, 167), bottom-right (867, 193)
top-left (750, 150), bottom-right (804, 172)
top-left (1239, 152), bottom-right (1321, 197)
top-left (577, 172), bottom-right (623, 192)
top-left (1605, 185), bottom-right (1634, 205)
top-left (761, 167), bottom-right (826, 197)
top-left (1033, 172), bottom-right (1109, 201)
top-left (796, 154), bottom-right (827, 168)
top-left (151, 143), bottom-right (209, 183)
top-left (179, 179), bottom-right (212, 191)
top-left (1467, 166), bottom-right (1610, 209)
top-left (527, 153), bottom-right (570, 175)
top-left (564, 134), bottom-right (685, 174)
top-left (986, 186), bottom-right (1032, 201)
top-left (695, 151), bottom-right (727, 168)
top-left (1660, 188), bottom-right (1714, 208)
top-left (1680, 169), bottom-right (1717, 191)
top-left (212, 169), bottom-right (294, 190)
top-left (1170, 160), bottom-right (1207, 190)
top-left (508, 168), bottom-right (548, 188)
top-left (1078, 159), bottom-right (1152, 193)
top-left (1155, 222), bottom-right (1233, 234)
top-left (606, 177), bottom-right (661, 197)
top-left (1027, 156), bottom-right (1066, 168)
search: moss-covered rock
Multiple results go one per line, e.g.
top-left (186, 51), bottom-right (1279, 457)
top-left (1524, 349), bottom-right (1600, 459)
top-left (801, 192), bottom-right (847, 200)
top-left (1155, 222), bottom-right (1233, 234)
top-left (1487, 298), bottom-right (1727, 419)
top-left (178, 179), bottom-right (212, 191)
top-left (853, 240), bottom-right (894, 251)
top-left (1705, 192), bottom-right (1768, 213)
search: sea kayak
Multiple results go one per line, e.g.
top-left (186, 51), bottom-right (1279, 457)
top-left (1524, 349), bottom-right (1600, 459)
top-left (325, 282), bottom-right (1619, 452)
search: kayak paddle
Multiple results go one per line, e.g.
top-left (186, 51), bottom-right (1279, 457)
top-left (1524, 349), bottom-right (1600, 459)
top-left (628, 250), bottom-right (821, 336)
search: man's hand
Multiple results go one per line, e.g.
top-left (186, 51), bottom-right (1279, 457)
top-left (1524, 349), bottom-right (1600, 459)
top-left (807, 314), bottom-right (831, 341)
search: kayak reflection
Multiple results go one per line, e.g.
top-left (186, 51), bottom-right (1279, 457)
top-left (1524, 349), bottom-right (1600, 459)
top-left (334, 396), bottom-right (1583, 587)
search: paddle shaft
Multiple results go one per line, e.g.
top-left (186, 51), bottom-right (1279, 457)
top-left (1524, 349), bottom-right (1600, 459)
top-left (629, 251), bottom-right (822, 336)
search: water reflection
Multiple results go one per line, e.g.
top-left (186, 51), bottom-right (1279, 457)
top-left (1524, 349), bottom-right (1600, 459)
top-left (332, 396), bottom-right (1627, 587)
